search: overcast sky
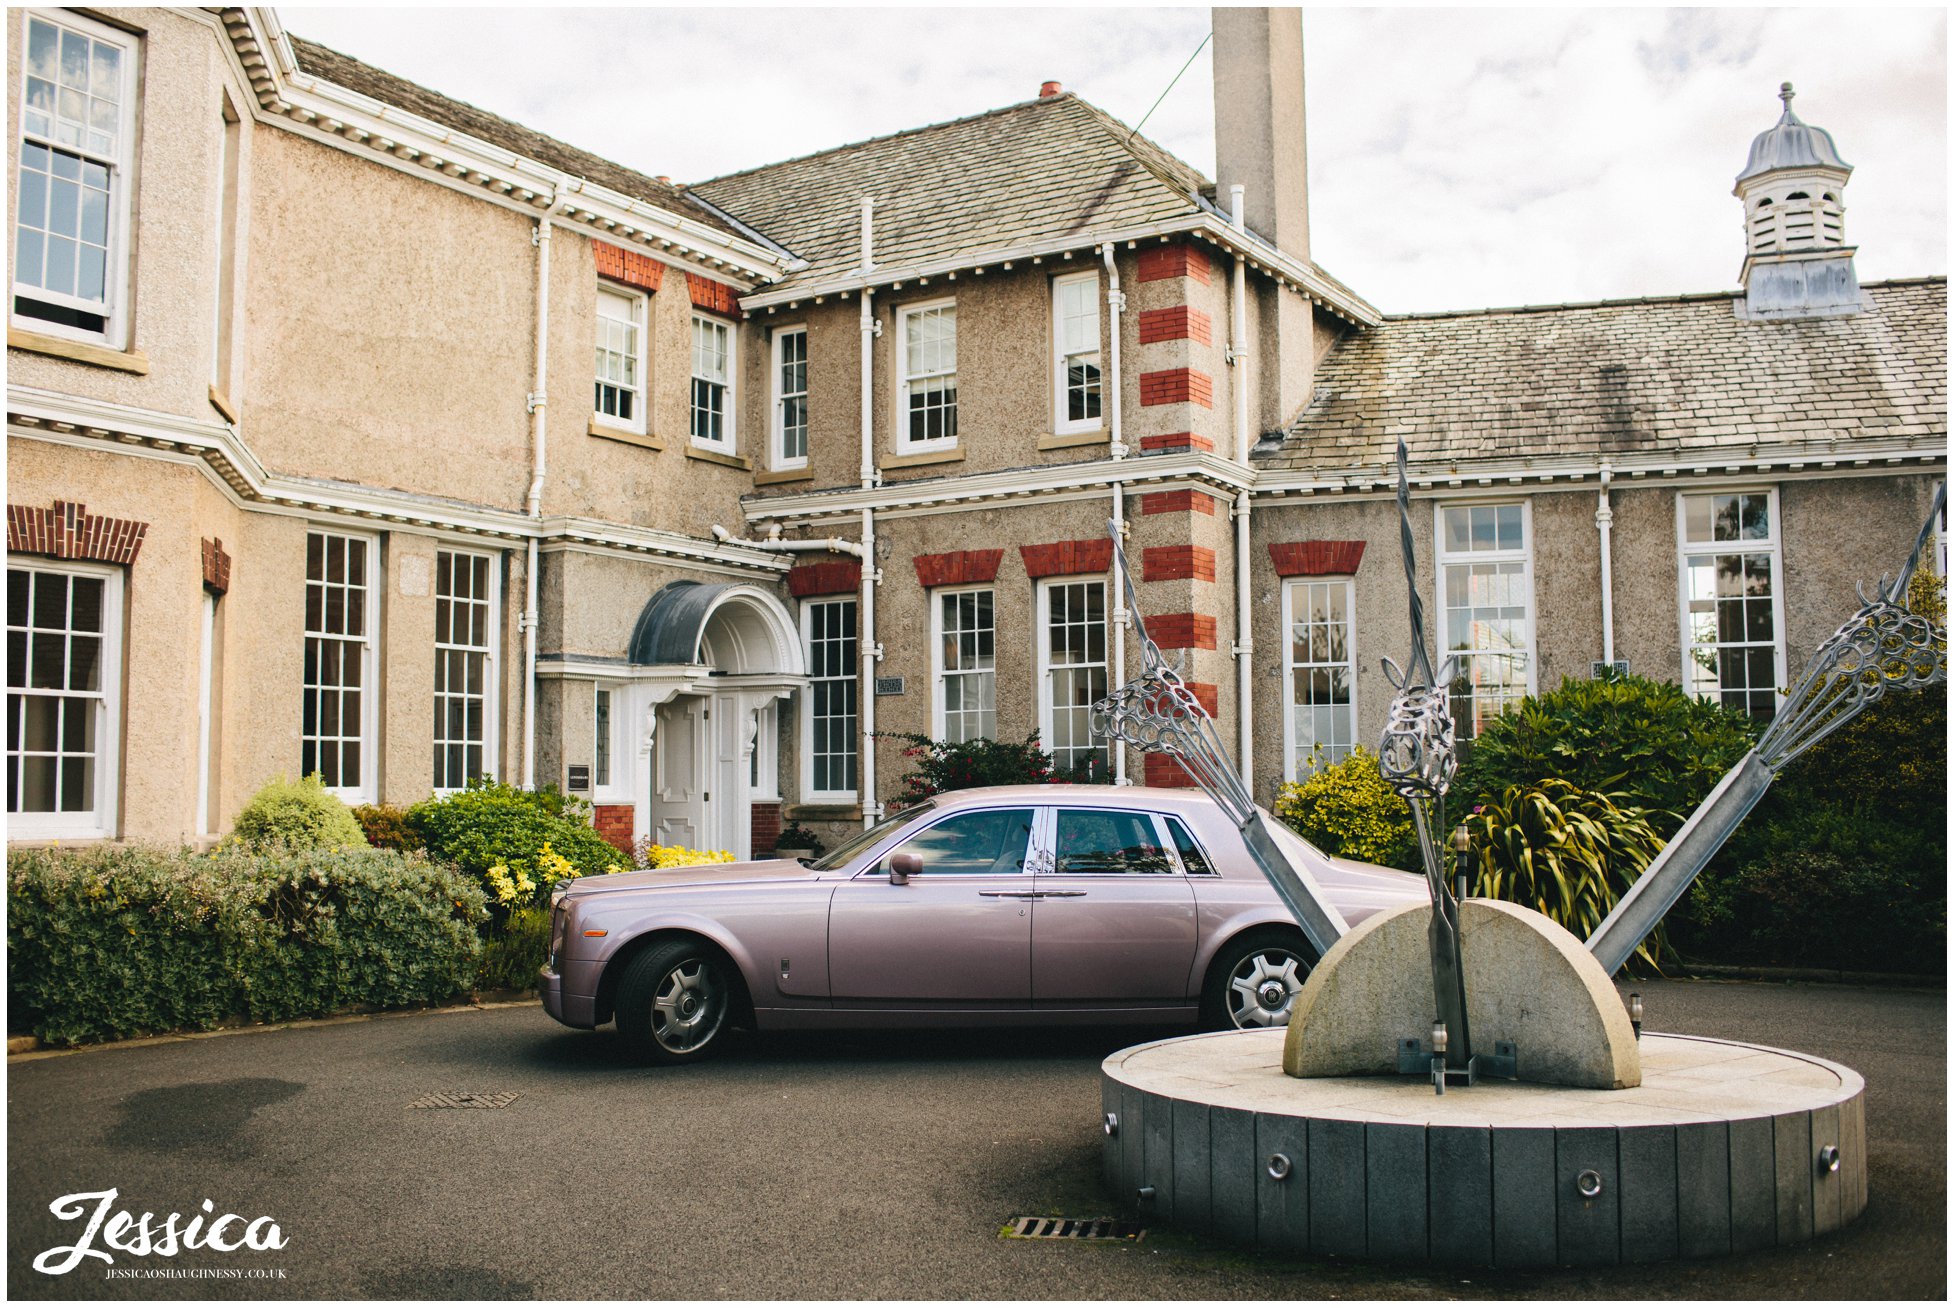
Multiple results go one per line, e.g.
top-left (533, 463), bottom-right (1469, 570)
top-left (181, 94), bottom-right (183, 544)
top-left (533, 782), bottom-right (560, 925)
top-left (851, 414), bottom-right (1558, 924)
top-left (281, 5), bottom-right (1946, 314)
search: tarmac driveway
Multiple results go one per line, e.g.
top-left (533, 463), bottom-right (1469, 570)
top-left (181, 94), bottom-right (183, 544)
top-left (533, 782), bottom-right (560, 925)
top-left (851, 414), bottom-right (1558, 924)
top-left (6, 978), bottom-right (1945, 1300)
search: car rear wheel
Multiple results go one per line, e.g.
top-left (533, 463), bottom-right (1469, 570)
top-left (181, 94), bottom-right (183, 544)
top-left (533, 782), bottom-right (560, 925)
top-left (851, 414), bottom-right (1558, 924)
top-left (1203, 931), bottom-right (1314, 1031)
top-left (615, 939), bottom-right (736, 1064)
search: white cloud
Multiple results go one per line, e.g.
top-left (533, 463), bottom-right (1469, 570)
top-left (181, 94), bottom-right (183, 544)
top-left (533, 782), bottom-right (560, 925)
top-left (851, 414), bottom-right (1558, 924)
top-left (282, 5), bottom-right (1945, 313)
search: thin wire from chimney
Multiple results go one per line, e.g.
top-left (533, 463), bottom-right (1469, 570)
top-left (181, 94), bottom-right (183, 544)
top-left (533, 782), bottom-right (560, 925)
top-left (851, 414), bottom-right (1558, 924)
top-left (1129, 28), bottom-right (1212, 144)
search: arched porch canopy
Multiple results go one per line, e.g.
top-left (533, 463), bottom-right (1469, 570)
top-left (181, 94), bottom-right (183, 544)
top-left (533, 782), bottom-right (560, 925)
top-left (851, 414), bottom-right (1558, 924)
top-left (627, 581), bottom-right (805, 677)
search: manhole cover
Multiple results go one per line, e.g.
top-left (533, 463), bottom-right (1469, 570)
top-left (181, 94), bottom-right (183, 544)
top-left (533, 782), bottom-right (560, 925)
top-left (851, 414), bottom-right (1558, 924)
top-left (1002, 1217), bottom-right (1144, 1241)
top-left (408, 1092), bottom-right (522, 1110)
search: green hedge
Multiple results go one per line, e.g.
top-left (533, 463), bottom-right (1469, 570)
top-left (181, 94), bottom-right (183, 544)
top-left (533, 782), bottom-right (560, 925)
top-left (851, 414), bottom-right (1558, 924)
top-left (407, 780), bottom-right (624, 908)
top-left (8, 844), bottom-right (486, 1046)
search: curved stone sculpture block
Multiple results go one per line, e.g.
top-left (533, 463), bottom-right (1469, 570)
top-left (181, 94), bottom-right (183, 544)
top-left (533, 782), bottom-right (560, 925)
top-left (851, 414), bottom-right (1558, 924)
top-left (1283, 899), bottom-right (1640, 1089)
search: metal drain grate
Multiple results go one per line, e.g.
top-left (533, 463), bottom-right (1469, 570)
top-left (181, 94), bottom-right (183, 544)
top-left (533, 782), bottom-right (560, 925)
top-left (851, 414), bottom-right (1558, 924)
top-left (408, 1091), bottom-right (521, 1110)
top-left (1002, 1217), bottom-right (1144, 1241)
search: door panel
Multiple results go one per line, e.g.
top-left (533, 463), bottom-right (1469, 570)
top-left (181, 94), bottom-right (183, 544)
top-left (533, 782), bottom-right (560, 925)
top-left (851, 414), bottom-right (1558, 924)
top-left (1032, 808), bottom-right (1198, 1004)
top-left (827, 807), bottom-right (1035, 1004)
top-left (651, 696), bottom-right (703, 848)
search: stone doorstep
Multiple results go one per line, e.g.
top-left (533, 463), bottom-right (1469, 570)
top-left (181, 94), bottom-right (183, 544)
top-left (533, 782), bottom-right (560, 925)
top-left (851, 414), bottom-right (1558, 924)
top-left (7, 993), bottom-right (543, 1062)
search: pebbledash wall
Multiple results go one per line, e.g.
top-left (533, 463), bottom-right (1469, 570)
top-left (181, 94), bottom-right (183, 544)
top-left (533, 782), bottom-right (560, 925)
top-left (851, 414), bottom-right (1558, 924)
top-left (6, 8), bottom-right (1944, 857)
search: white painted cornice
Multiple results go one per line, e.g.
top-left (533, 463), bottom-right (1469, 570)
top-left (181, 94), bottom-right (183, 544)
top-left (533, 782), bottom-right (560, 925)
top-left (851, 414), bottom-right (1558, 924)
top-left (7, 386), bottom-right (787, 573)
top-left (210, 8), bottom-right (790, 286)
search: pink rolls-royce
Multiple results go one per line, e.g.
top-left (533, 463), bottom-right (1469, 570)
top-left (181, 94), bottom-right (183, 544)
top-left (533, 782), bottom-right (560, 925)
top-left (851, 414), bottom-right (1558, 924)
top-left (540, 784), bottom-right (1425, 1062)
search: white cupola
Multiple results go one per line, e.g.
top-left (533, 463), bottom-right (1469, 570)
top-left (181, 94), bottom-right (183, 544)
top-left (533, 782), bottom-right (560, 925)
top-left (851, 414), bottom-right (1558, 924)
top-left (1732, 84), bottom-right (1864, 319)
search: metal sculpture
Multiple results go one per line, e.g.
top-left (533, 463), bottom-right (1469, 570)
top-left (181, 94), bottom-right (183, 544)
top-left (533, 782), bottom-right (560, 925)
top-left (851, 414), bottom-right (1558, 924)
top-left (1090, 521), bottom-right (1349, 960)
top-left (1377, 440), bottom-right (1472, 1071)
top-left (1587, 482), bottom-right (1947, 974)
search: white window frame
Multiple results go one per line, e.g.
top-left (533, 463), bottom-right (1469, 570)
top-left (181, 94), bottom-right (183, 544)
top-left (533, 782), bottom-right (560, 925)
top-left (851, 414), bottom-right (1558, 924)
top-left (1281, 577), bottom-right (1358, 779)
top-left (433, 548), bottom-right (500, 794)
top-left (931, 585), bottom-right (996, 744)
top-left (1434, 500), bottom-right (1536, 739)
top-left (1036, 577), bottom-right (1111, 778)
top-left (800, 598), bottom-right (859, 801)
top-left (1675, 489), bottom-right (1786, 721)
top-left (302, 530), bottom-right (380, 804)
top-left (770, 324), bottom-right (809, 470)
top-left (749, 702), bottom-right (780, 802)
top-left (1051, 270), bottom-right (1103, 435)
top-left (689, 312), bottom-right (736, 451)
top-left (12, 9), bottom-right (137, 349)
top-left (6, 558), bottom-right (123, 839)
top-left (894, 297), bottom-right (959, 454)
top-left (595, 284), bottom-right (649, 434)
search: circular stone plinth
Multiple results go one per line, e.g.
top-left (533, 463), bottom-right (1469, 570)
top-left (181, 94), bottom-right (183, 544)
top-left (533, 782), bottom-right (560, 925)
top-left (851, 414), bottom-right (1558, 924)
top-left (1101, 1030), bottom-right (1865, 1267)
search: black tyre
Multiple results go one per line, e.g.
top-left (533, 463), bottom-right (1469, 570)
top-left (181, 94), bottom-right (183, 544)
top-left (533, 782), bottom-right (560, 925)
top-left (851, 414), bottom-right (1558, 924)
top-left (1201, 930), bottom-right (1314, 1031)
top-left (614, 938), bottom-right (738, 1064)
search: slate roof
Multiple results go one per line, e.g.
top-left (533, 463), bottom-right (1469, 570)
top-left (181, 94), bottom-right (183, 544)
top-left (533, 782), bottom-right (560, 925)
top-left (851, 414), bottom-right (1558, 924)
top-left (1257, 278), bottom-right (1946, 472)
top-left (689, 94), bottom-right (1217, 289)
top-left (287, 36), bottom-right (753, 246)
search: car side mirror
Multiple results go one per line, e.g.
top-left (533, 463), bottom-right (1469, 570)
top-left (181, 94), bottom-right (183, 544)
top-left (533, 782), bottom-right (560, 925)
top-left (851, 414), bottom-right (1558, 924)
top-left (888, 851), bottom-right (921, 885)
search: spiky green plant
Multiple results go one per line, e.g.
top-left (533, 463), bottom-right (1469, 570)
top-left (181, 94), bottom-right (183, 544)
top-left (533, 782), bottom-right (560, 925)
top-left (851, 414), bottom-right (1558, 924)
top-left (1466, 779), bottom-right (1670, 971)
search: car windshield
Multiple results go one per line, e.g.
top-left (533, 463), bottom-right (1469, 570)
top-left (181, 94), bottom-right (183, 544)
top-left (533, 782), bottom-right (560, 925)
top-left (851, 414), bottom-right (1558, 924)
top-left (808, 802), bottom-right (934, 871)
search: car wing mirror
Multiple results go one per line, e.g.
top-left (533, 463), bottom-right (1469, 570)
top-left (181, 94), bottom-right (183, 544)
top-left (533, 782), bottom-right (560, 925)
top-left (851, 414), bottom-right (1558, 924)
top-left (888, 851), bottom-right (921, 885)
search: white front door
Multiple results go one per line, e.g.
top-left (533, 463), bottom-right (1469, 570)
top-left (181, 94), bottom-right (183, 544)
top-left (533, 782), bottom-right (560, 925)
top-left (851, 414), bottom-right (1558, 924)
top-left (650, 694), bottom-right (706, 850)
top-left (712, 691), bottom-right (750, 861)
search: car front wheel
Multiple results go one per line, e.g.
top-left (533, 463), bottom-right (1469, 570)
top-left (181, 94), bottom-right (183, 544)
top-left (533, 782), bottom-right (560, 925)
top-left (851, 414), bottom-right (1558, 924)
top-left (1202, 931), bottom-right (1314, 1031)
top-left (615, 939), bottom-right (737, 1064)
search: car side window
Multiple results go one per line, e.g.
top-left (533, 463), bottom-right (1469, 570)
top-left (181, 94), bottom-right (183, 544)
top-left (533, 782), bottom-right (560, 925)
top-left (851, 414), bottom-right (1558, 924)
top-left (875, 808), bottom-right (1034, 876)
top-left (1163, 815), bottom-right (1214, 875)
top-left (1053, 809), bottom-right (1173, 875)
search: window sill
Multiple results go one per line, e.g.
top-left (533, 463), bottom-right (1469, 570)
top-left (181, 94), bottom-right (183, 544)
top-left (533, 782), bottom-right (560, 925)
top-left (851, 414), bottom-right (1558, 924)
top-left (208, 384), bottom-right (239, 424)
top-left (685, 444), bottom-right (752, 470)
top-left (9, 326), bottom-right (149, 375)
top-left (1039, 427), bottom-right (1110, 451)
top-left (787, 802), bottom-right (863, 822)
top-left (754, 466), bottom-right (815, 486)
top-left (880, 446), bottom-right (965, 471)
top-left (588, 417), bottom-right (663, 450)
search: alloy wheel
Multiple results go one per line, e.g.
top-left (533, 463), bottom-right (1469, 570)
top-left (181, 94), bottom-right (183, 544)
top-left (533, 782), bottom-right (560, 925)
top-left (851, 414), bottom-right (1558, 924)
top-left (650, 957), bottom-right (725, 1053)
top-left (1226, 948), bottom-right (1305, 1028)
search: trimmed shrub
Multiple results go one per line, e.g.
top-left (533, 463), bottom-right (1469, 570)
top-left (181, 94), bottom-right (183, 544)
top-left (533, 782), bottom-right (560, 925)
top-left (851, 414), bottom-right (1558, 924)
top-left (1465, 780), bottom-right (1668, 970)
top-left (8, 844), bottom-right (485, 1046)
top-left (1452, 674), bottom-right (1755, 839)
top-left (407, 780), bottom-right (625, 909)
top-left (352, 802), bottom-right (422, 852)
top-left (1272, 746), bottom-right (1417, 870)
top-left (232, 774), bottom-right (368, 852)
top-left (880, 731), bottom-right (1072, 805)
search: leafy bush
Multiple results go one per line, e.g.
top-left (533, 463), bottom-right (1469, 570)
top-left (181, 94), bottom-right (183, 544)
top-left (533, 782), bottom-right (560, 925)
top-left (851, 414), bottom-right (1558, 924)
top-left (8, 844), bottom-right (485, 1046)
top-left (1272, 746), bottom-right (1417, 870)
top-left (880, 731), bottom-right (1091, 805)
top-left (1452, 674), bottom-right (1755, 839)
top-left (407, 779), bottom-right (625, 909)
top-left (632, 840), bottom-right (737, 871)
top-left (351, 803), bottom-right (422, 852)
top-left (231, 774), bottom-right (369, 852)
top-left (1464, 779), bottom-right (1668, 970)
top-left (774, 823), bottom-right (825, 855)
top-left (477, 906), bottom-right (552, 993)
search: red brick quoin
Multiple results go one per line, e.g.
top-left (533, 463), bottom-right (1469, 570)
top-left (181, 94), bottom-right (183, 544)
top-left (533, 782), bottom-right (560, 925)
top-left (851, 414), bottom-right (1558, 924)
top-left (1269, 540), bottom-right (1367, 577)
top-left (1146, 613), bottom-right (1218, 650)
top-left (1140, 489), bottom-right (1219, 516)
top-left (202, 538), bottom-right (232, 595)
top-left (787, 560), bottom-right (862, 597)
top-left (913, 549), bottom-right (1004, 588)
top-left (8, 501), bottom-right (147, 565)
top-left (593, 804), bottom-right (634, 855)
top-left (1137, 305), bottom-right (1213, 346)
top-left (594, 240), bottom-right (665, 293)
top-left (1138, 432), bottom-right (1215, 454)
top-left (1019, 539), bottom-right (1113, 579)
top-left (1139, 368), bottom-right (1214, 408)
top-left (1136, 242), bottom-right (1212, 285)
top-left (1142, 545), bottom-right (1216, 583)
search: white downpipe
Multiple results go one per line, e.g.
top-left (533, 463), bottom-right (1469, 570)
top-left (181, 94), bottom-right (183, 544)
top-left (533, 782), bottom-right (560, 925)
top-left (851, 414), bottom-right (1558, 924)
top-left (1228, 187), bottom-right (1255, 795)
top-left (859, 197), bottom-right (878, 491)
top-left (859, 507), bottom-right (879, 827)
top-left (1102, 242), bottom-right (1130, 785)
top-left (521, 208), bottom-right (555, 790)
top-left (1598, 461), bottom-right (1616, 665)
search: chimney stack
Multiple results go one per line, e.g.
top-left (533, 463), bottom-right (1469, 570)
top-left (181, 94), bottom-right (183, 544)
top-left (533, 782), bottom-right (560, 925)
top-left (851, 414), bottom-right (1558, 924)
top-left (1039, 81), bottom-right (1063, 99)
top-left (1212, 7), bottom-right (1309, 262)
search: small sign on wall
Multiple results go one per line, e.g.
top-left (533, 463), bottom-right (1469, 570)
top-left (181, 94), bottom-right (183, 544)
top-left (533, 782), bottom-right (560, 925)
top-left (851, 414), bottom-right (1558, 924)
top-left (875, 676), bottom-right (905, 696)
top-left (566, 764), bottom-right (591, 792)
top-left (1591, 660), bottom-right (1631, 680)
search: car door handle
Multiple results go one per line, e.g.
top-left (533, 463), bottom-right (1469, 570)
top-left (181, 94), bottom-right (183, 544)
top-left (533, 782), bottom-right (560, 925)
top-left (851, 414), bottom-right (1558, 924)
top-left (1036, 890), bottom-right (1087, 898)
top-left (978, 890), bottom-right (1041, 899)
